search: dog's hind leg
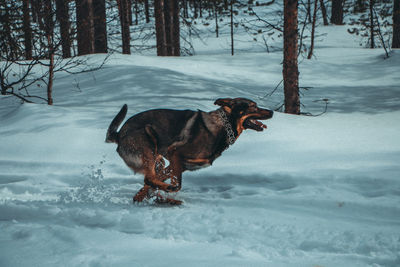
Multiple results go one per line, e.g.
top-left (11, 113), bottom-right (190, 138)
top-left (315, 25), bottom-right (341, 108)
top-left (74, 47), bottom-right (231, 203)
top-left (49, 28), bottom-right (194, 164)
top-left (128, 126), bottom-right (183, 204)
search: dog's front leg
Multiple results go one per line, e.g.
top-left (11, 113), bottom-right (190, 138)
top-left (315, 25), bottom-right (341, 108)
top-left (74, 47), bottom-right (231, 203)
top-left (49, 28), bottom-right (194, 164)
top-left (166, 152), bottom-right (183, 192)
top-left (133, 185), bottom-right (151, 202)
top-left (155, 165), bottom-right (181, 192)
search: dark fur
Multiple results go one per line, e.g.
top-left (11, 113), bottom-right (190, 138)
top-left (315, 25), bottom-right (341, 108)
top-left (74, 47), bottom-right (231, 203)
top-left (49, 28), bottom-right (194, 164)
top-left (106, 98), bottom-right (273, 204)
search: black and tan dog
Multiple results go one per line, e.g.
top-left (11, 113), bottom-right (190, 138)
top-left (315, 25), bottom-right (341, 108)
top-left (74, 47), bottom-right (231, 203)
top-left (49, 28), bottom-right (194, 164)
top-left (106, 98), bottom-right (273, 204)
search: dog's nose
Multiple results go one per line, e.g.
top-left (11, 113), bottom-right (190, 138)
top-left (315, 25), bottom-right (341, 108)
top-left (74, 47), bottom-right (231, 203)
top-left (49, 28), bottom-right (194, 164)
top-left (270, 110), bottom-right (274, 117)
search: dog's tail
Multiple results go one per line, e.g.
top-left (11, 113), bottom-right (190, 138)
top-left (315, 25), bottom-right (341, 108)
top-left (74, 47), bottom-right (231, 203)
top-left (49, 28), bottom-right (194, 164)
top-left (105, 104), bottom-right (128, 144)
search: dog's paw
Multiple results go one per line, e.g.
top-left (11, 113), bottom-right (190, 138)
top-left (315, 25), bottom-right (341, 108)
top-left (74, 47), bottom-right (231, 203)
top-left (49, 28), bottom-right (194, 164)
top-left (155, 197), bottom-right (183, 205)
top-left (166, 185), bottom-right (179, 192)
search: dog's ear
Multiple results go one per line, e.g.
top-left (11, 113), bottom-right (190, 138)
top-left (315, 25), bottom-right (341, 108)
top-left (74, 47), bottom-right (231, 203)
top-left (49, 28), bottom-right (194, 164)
top-left (214, 98), bottom-right (233, 107)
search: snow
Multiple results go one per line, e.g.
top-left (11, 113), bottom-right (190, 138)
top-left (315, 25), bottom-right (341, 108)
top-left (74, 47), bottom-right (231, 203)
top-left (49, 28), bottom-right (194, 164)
top-left (1, 23), bottom-right (400, 267)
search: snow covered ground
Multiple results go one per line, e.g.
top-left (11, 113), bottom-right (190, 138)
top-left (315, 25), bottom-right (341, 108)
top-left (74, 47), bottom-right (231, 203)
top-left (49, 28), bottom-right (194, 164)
top-left (1, 24), bottom-right (400, 266)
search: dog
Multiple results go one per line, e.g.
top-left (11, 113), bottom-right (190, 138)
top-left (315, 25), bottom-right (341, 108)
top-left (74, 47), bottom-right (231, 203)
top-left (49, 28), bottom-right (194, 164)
top-left (106, 98), bottom-right (273, 204)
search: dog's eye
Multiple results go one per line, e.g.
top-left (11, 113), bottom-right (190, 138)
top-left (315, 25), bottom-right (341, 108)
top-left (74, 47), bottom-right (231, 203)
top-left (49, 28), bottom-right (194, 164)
top-left (235, 103), bottom-right (249, 110)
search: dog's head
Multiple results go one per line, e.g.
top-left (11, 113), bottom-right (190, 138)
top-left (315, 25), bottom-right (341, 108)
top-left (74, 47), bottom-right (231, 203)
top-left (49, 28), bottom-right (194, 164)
top-left (214, 98), bottom-right (273, 134)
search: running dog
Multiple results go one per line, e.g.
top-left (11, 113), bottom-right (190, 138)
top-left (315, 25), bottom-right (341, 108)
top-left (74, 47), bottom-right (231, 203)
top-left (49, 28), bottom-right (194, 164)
top-left (106, 98), bottom-right (273, 204)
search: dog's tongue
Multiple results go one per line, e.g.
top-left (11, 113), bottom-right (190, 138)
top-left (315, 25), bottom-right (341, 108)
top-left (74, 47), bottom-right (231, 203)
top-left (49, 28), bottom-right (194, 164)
top-left (252, 119), bottom-right (267, 129)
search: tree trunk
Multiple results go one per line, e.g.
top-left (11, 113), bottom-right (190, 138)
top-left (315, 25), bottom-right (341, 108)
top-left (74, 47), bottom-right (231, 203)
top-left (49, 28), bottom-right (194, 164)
top-left (194, 0), bottom-right (198, 18)
top-left (170, 0), bottom-right (180, 56)
top-left (1, 68), bottom-right (7, 95)
top-left (214, 0), bottom-right (219, 37)
top-left (93, 0), bottom-right (108, 53)
top-left (230, 0), bottom-right (234, 56)
top-left (331, 0), bottom-right (343, 25)
top-left (30, 0), bottom-right (38, 23)
top-left (369, 0), bottom-right (375, 48)
top-left (183, 0), bottom-right (188, 18)
top-left (319, 0), bottom-right (329, 25)
top-left (155, 0), bottom-right (180, 56)
top-left (144, 0), bottom-right (150, 23)
top-left (22, 0), bottom-right (33, 60)
top-left (1, 3), bottom-right (18, 60)
top-left (164, 0), bottom-right (172, 55)
top-left (117, 0), bottom-right (131, 54)
top-left (393, 0), bottom-right (400, 48)
top-left (134, 0), bottom-right (138, 25)
top-left (354, 0), bottom-right (366, 13)
top-left (307, 0), bottom-right (318, 59)
top-left (44, 0), bottom-right (54, 105)
top-left (307, 0), bottom-right (312, 23)
top-left (47, 45), bottom-right (54, 105)
top-left (76, 0), bottom-right (94, 55)
top-left (283, 0), bottom-right (300, 114)
top-left (155, 0), bottom-right (167, 55)
top-left (56, 0), bottom-right (71, 58)
top-left (128, 0), bottom-right (133, 26)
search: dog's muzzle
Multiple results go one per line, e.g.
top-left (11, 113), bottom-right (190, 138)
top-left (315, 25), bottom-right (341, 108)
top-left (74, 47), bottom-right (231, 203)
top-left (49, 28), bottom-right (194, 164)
top-left (243, 108), bottom-right (273, 131)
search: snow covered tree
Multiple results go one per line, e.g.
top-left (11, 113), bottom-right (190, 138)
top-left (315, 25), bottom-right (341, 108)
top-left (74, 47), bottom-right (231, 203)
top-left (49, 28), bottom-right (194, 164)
top-left (283, 0), bottom-right (300, 114)
top-left (348, 0), bottom-right (392, 55)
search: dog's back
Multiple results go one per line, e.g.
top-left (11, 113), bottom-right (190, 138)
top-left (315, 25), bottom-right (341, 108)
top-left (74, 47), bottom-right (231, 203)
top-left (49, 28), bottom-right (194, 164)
top-left (118, 109), bottom-right (197, 145)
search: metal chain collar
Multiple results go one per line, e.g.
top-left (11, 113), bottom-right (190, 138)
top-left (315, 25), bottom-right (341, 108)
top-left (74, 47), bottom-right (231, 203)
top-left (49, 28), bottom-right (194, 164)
top-left (217, 109), bottom-right (236, 145)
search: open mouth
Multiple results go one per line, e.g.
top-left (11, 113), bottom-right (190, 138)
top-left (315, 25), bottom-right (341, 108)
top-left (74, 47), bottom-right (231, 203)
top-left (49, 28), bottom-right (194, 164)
top-left (243, 110), bottom-right (273, 131)
top-left (243, 116), bottom-right (268, 131)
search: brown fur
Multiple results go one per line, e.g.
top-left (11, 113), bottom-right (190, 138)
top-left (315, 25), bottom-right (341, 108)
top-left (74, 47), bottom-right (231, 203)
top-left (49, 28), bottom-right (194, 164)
top-left (106, 98), bottom-right (273, 204)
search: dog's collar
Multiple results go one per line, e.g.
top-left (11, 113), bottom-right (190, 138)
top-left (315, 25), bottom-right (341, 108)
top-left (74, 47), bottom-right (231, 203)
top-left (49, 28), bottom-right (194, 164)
top-left (217, 109), bottom-right (236, 145)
